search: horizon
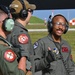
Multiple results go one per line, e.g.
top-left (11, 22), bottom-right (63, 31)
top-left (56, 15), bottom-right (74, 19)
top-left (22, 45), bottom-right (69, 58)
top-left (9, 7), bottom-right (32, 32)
top-left (33, 9), bottom-right (75, 21)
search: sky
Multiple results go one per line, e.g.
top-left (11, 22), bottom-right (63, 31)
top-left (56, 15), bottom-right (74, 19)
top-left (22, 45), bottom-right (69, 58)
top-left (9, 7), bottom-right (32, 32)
top-left (32, 9), bottom-right (75, 21)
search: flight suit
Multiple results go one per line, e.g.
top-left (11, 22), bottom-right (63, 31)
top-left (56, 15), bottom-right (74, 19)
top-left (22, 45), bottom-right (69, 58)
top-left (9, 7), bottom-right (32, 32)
top-left (34, 34), bottom-right (75, 75)
top-left (0, 36), bottom-right (25, 75)
top-left (6, 20), bottom-right (34, 74)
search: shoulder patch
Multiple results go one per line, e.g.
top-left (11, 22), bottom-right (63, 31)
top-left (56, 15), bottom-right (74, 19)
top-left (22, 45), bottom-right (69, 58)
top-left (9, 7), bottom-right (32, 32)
top-left (4, 49), bottom-right (16, 62)
top-left (34, 42), bottom-right (38, 49)
top-left (18, 34), bottom-right (29, 44)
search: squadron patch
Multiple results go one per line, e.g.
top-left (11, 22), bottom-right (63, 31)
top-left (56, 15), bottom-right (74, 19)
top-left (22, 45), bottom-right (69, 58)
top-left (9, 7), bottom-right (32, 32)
top-left (18, 34), bottom-right (28, 44)
top-left (4, 49), bottom-right (16, 62)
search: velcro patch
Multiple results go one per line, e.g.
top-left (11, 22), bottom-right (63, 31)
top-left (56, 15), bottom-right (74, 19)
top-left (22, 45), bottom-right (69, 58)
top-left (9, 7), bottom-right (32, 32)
top-left (4, 49), bottom-right (16, 62)
top-left (34, 42), bottom-right (38, 49)
top-left (18, 34), bottom-right (28, 44)
top-left (62, 47), bottom-right (68, 52)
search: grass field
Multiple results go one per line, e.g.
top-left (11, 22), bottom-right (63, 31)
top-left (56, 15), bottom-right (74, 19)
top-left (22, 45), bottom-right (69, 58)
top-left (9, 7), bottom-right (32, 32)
top-left (27, 24), bottom-right (75, 62)
top-left (26, 24), bottom-right (75, 29)
top-left (29, 31), bottom-right (75, 62)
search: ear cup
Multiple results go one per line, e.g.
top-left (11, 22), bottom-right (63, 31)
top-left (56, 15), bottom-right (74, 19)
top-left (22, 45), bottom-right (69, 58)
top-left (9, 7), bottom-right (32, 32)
top-left (47, 21), bottom-right (53, 33)
top-left (1, 6), bottom-right (15, 32)
top-left (64, 24), bottom-right (69, 34)
top-left (2, 18), bottom-right (14, 32)
top-left (19, 0), bottom-right (28, 19)
top-left (20, 9), bottom-right (28, 19)
top-left (47, 15), bottom-right (53, 33)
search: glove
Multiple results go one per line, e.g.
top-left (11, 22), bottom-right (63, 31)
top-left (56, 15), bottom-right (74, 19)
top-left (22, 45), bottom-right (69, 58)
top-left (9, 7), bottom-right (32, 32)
top-left (46, 48), bottom-right (56, 63)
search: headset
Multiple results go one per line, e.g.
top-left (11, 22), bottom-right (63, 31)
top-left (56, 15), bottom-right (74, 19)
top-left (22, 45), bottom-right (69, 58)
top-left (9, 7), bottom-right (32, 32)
top-left (47, 14), bottom-right (69, 34)
top-left (2, 6), bottom-right (14, 32)
top-left (19, 0), bottom-right (28, 19)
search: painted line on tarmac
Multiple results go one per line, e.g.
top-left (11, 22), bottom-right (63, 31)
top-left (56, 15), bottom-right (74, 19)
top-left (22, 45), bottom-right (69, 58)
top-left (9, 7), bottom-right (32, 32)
top-left (28, 28), bottom-right (75, 32)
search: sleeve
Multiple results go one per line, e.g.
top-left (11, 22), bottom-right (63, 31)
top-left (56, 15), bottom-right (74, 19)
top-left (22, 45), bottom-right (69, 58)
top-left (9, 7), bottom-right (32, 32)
top-left (62, 41), bottom-right (75, 75)
top-left (34, 40), bottom-right (50, 72)
top-left (67, 50), bottom-right (75, 75)
top-left (6, 34), bottom-right (12, 43)
top-left (0, 48), bottom-right (25, 75)
top-left (11, 33), bottom-right (30, 59)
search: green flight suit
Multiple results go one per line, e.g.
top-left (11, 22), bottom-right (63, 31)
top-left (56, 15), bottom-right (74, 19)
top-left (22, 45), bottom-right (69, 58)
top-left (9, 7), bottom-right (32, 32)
top-left (34, 34), bottom-right (75, 75)
top-left (0, 37), bottom-right (25, 75)
top-left (6, 20), bottom-right (34, 74)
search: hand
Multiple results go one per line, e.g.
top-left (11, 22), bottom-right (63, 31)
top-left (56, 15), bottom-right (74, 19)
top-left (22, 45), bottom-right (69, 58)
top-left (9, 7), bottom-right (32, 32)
top-left (46, 47), bottom-right (55, 63)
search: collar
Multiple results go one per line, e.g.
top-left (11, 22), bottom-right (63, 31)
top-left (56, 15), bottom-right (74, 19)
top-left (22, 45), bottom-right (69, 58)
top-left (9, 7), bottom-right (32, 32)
top-left (15, 20), bottom-right (28, 32)
top-left (0, 35), bottom-right (12, 47)
top-left (47, 34), bottom-right (64, 45)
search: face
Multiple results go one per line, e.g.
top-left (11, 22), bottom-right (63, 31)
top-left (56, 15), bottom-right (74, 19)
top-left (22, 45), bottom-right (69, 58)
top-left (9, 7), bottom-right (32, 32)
top-left (0, 13), bottom-right (8, 26)
top-left (0, 14), bottom-right (8, 21)
top-left (25, 9), bottom-right (33, 24)
top-left (52, 16), bottom-right (67, 37)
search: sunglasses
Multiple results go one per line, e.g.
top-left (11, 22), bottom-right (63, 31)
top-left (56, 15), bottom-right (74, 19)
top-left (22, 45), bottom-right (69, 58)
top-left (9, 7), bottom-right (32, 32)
top-left (27, 9), bottom-right (33, 14)
top-left (53, 22), bottom-right (67, 27)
